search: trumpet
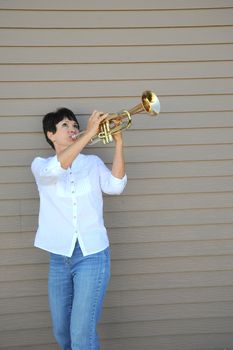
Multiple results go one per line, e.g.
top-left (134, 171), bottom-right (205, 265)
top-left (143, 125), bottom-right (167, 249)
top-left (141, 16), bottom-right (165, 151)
top-left (74, 90), bottom-right (160, 145)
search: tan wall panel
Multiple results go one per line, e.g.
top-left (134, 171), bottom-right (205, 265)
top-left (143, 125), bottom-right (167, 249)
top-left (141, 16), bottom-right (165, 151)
top-left (1, 224), bottom-right (233, 250)
top-left (1, 128), bottom-right (233, 149)
top-left (3, 329), bottom-right (233, 350)
top-left (100, 318), bottom-right (233, 338)
top-left (7, 190), bottom-right (233, 217)
top-left (107, 192), bottom-right (233, 210)
top-left (1, 144), bottom-right (233, 169)
top-left (1, 111), bottom-right (233, 133)
top-left (124, 177), bottom-right (233, 195)
top-left (109, 224), bottom-right (233, 243)
top-left (0, 327), bottom-right (54, 349)
top-left (2, 312), bottom-right (233, 337)
top-left (1, 177), bottom-right (233, 199)
top-left (101, 301), bottom-right (233, 322)
top-left (4, 314), bottom-right (233, 344)
top-left (1, 95), bottom-right (233, 116)
top-left (0, 0), bottom-right (232, 10)
top-left (0, 295), bottom-right (49, 314)
top-left (0, 345), bottom-right (57, 350)
top-left (1, 301), bottom-right (233, 326)
top-left (1, 46), bottom-right (232, 64)
top-left (1, 271), bottom-right (233, 299)
top-left (3, 333), bottom-right (233, 350)
top-left (100, 334), bottom-right (233, 350)
top-left (0, 216), bottom-right (20, 232)
top-left (1, 27), bottom-right (233, 46)
top-left (103, 208), bottom-right (233, 227)
top-left (0, 311), bottom-right (51, 332)
top-left (1, 78), bottom-right (232, 99)
top-left (0, 167), bottom-right (33, 183)
top-left (0, 280), bottom-right (47, 299)
top-left (0, 158), bottom-right (233, 184)
top-left (2, 254), bottom-right (233, 281)
top-left (109, 272), bottom-right (233, 291)
top-left (0, 232), bottom-right (33, 248)
top-left (1, 191), bottom-right (233, 216)
top-left (126, 159), bottom-right (233, 178)
top-left (1, 159), bottom-right (233, 183)
top-left (1, 286), bottom-right (233, 314)
top-left (1, 2), bottom-right (233, 350)
top-left (1, 8), bottom-right (233, 28)
top-left (8, 207), bottom-right (233, 233)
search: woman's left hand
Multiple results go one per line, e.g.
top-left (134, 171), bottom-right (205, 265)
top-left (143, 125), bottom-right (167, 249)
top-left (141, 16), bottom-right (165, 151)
top-left (112, 131), bottom-right (123, 144)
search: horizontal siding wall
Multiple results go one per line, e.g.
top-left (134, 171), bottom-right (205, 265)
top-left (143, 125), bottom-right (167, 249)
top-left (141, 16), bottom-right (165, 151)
top-left (0, 1), bottom-right (233, 349)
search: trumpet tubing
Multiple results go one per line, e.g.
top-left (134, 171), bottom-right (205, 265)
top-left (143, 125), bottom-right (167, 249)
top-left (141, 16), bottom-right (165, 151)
top-left (74, 90), bottom-right (161, 145)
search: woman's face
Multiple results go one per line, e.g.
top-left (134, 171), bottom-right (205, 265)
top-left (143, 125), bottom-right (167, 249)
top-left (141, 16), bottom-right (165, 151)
top-left (47, 117), bottom-right (80, 152)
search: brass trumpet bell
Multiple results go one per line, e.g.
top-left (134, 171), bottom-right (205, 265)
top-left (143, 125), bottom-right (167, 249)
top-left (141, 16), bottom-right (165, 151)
top-left (90, 90), bottom-right (160, 144)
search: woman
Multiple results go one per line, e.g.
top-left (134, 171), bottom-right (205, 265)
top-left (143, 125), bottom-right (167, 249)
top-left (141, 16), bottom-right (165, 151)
top-left (31, 107), bottom-right (127, 350)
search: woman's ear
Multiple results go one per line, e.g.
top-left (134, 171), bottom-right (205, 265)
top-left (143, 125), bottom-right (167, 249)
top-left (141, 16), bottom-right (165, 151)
top-left (47, 131), bottom-right (55, 143)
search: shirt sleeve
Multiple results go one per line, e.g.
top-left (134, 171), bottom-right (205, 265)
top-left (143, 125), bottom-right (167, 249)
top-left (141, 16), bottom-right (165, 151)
top-left (96, 156), bottom-right (127, 195)
top-left (31, 155), bottom-right (67, 185)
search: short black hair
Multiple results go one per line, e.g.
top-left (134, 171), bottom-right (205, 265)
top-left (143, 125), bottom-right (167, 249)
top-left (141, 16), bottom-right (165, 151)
top-left (42, 107), bottom-right (79, 149)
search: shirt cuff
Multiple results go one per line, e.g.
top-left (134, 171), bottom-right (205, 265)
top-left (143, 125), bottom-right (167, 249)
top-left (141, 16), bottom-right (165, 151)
top-left (110, 173), bottom-right (127, 186)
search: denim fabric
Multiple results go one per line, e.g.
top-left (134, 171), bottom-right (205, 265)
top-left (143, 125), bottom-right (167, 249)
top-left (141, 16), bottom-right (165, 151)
top-left (48, 242), bottom-right (111, 350)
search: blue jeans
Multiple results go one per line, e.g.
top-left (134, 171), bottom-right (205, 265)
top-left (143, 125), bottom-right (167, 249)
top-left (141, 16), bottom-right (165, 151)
top-left (48, 243), bottom-right (111, 350)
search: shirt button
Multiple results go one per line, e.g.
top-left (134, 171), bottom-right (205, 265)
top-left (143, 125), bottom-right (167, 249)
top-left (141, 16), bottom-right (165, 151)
top-left (72, 191), bottom-right (75, 194)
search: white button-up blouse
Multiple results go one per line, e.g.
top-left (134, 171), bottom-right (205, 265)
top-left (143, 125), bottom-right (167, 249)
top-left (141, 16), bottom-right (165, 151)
top-left (31, 153), bottom-right (127, 257)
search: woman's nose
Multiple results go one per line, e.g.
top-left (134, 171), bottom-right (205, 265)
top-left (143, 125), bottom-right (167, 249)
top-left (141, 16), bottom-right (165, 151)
top-left (69, 126), bottom-right (75, 133)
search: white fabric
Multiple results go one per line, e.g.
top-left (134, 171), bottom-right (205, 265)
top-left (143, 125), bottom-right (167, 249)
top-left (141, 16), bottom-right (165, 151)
top-left (31, 153), bottom-right (127, 257)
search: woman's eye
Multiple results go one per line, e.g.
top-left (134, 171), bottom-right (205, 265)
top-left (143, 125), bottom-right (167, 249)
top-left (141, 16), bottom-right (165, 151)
top-left (74, 124), bottom-right (79, 129)
top-left (62, 122), bottom-right (68, 127)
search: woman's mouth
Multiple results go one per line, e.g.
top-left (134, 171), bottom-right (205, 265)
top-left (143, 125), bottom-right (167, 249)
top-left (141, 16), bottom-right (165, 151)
top-left (70, 134), bottom-right (78, 140)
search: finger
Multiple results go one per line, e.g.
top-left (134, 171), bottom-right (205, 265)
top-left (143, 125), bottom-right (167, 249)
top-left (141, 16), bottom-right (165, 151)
top-left (99, 112), bottom-right (108, 120)
top-left (95, 113), bottom-right (107, 124)
top-left (90, 110), bottom-right (99, 119)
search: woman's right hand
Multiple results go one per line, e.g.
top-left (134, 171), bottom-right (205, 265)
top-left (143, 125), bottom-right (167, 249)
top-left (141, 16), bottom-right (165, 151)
top-left (86, 111), bottom-right (108, 138)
